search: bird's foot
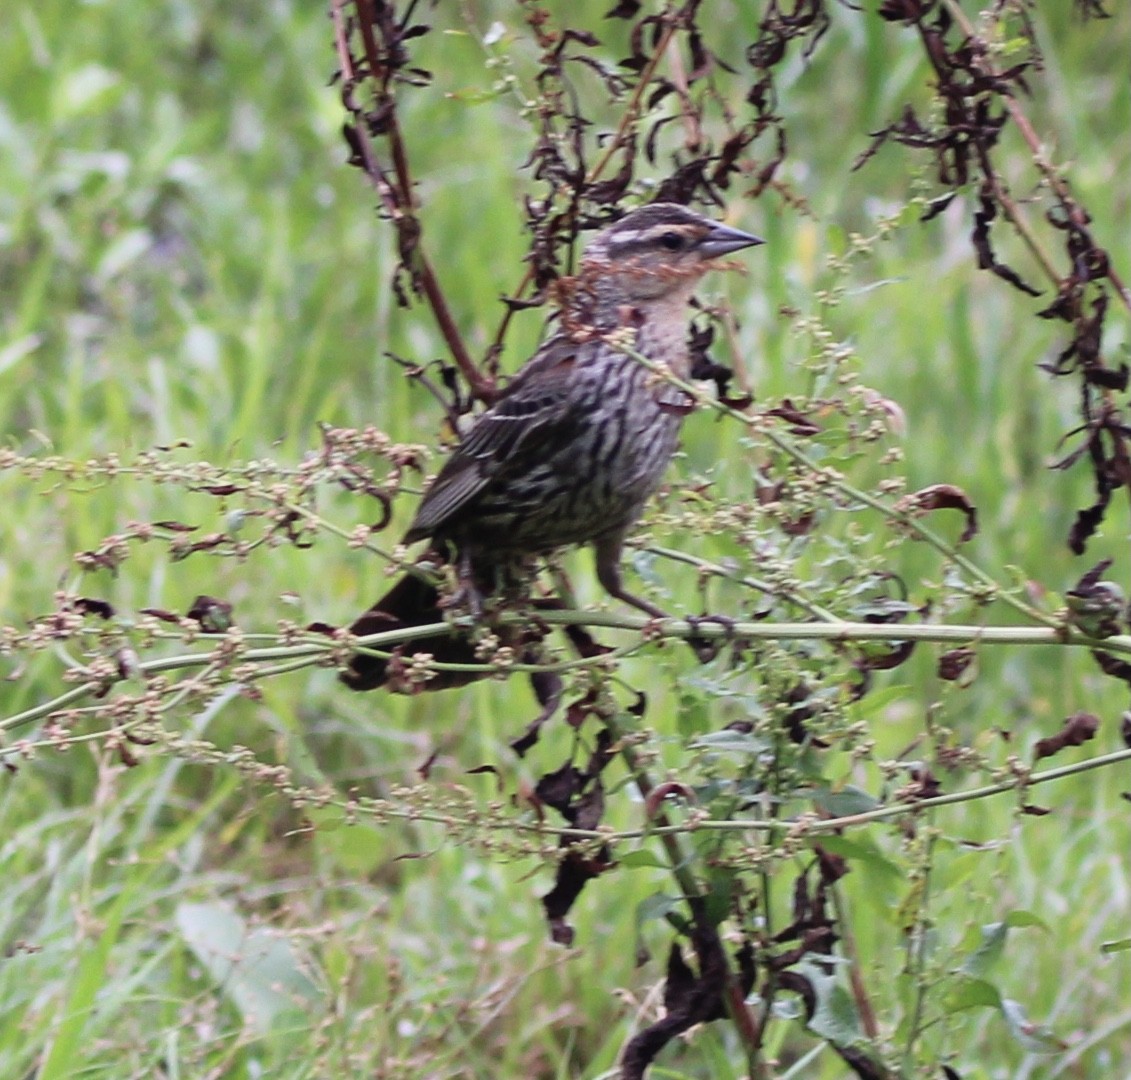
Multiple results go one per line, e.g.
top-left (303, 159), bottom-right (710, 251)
top-left (439, 549), bottom-right (486, 622)
top-left (684, 613), bottom-right (737, 664)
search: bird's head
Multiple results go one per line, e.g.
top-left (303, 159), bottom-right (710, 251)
top-left (580, 202), bottom-right (763, 305)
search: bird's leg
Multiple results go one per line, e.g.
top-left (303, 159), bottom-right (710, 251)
top-left (439, 547), bottom-right (485, 620)
top-left (594, 535), bottom-right (668, 620)
top-left (595, 538), bottom-right (717, 667)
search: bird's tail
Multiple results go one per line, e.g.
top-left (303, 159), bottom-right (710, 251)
top-left (340, 566), bottom-right (488, 692)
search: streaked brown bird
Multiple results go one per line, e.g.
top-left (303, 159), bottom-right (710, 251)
top-left (343, 202), bottom-right (763, 691)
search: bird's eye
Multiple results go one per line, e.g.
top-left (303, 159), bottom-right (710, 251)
top-left (658, 231), bottom-right (686, 251)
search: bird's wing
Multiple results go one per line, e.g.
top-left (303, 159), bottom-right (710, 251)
top-left (404, 335), bottom-right (587, 541)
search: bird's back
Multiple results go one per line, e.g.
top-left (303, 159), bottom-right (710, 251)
top-left (407, 328), bottom-right (685, 556)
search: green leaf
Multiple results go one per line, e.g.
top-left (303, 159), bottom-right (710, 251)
top-left (825, 223), bottom-right (849, 256)
top-left (447, 85), bottom-right (509, 105)
top-left (790, 960), bottom-right (863, 1046)
top-left (961, 912), bottom-right (1047, 977)
top-left (37, 895), bottom-right (129, 1080)
top-left (849, 683), bottom-right (913, 720)
top-left (689, 729), bottom-right (772, 755)
top-left (618, 849), bottom-right (668, 870)
top-left (0, 333), bottom-right (41, 376)
top-left (52, 64), bottom-right (124, 120)
top-left (1002, 909), bottom-right (1049, 932)
top-left (311, 810), bottom-right (399, 875)
top-left (635, 892), bottom-right (681, 930)
top-left (630, 549), bottom-right (664, 588)
top-left (846, 276), bottom-right (907, 296)
top-left (810, 981), bottom-right (865, 1046)
top-left (932, 847), bottom-right (991, 894)
top-left (704, 867), bottom-right (738, 927)
top-left (961, 921), bottom-right (1008, 977)
top-left (771, 996), bottom-right (804, 1021)
top-left (810, 834), bottom-right (899, 878)
top-left (809, 785), bottom-right (880, 817)
top-left (36, 777), bottom-right (240, 1080)
top-left (1001, 998), bottom-right (1065, 1053)
top-left (176, 901), bottom-right (322, 1033)
top-left (95, 228), bottom-right (152, 283)
top-left (943, 975), bottom-right (1002, 1013)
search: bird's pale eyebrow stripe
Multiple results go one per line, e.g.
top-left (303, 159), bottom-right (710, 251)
top-left (610, 227), bottom-right (646, 245)
top-left (608, 222), bottom-right (703, 252)
top-left (642, 223), bottom-right (701, 241)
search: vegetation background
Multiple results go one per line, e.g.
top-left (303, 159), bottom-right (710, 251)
top-left (1, 0), bottom-right (1129, 1077)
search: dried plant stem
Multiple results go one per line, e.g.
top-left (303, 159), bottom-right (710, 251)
top-left (939, 0), bottom-right (1130, 311)
top-left (486, 20), bottom-right (679, 362)
top-left (905, 7), bottom-right (1059, 289)
top-left (586, 23), bottom-right (677, 185)
top-left (333, 0), bottom-right (494, 401)
top-left (610, 712), bottom-right (763, 1070)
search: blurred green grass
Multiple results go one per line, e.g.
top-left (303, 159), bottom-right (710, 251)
top-left (2, 1), bottom-right (1131, 1077)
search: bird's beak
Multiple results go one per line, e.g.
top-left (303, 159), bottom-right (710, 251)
top-left (700, 222), bottom-right (765, 257)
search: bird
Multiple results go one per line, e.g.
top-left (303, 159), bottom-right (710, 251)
top-left (342, 202), bottom-right (763, 691)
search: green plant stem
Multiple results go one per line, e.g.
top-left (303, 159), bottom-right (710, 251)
top-left (611, 337), bottom-right (1065, 630)
top-left (13, 703), bottom-right (1124, 845)
top-left (347, 745), bottom-right (1131, 842)
top-left (607, 709), bottom-right (764, 1069)
top-left (5, 612), bottom-right (1128, 735)
top-left (645, 543), bottom-right (842, 622)
top-left (526, 611), bottom-right (1109, 647)
top-left (831, 879), bottom-right (879, 1040)
top-left (900, 832), bottom-right (936, 1072)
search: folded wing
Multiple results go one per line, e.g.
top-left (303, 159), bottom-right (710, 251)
top-left (404, 336), bottom-right (588, 543)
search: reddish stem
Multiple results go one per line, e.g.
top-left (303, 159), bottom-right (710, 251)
top-left (336, 0), bottom-right (496, 403)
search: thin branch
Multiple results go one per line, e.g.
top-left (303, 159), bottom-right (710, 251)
top-left (5, 612), bottom-right (1126, 737)
top-left (610, 336), bottom-right (1065, 630)
top-left (334, 0), bottom-right (494, 401)
top-left (608, 710), bottom-right (763, 1068)
top-left (939, 0), bottom-right (1130, 311)
top-left (586, 23), bottom-right (677, 185)
top-left (483, 20), bottom-right (680, 366)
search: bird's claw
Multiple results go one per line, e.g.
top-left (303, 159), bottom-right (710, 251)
top-left (685, 613), bottom-right (736, 664)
